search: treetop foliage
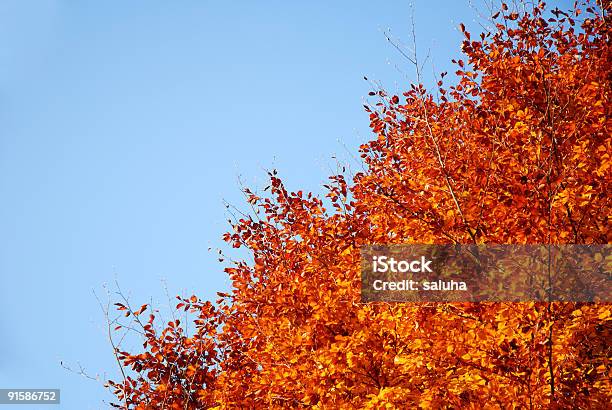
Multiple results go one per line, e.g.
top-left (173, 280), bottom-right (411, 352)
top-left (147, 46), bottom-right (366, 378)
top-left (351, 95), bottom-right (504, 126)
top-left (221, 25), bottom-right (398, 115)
top-left (107, 2), bottom-right (611, 408)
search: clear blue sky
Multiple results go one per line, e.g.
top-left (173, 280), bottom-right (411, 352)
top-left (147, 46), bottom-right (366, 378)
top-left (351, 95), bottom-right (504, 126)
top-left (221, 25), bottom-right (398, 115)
top-left (0, 1), bottom-right (571, 408)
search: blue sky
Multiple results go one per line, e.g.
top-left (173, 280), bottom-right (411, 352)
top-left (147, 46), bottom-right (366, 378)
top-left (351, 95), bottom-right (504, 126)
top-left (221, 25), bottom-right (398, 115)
top-left (0, 1), bottom-right (569, 408)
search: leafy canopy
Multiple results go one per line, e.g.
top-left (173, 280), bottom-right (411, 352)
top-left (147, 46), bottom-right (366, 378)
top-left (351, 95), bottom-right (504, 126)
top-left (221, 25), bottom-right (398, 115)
top-left (108, 2), bottom-right (611, 408)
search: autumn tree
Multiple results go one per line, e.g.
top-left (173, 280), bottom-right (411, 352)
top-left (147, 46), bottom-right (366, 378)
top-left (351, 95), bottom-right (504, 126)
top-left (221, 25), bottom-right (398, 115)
top-left (107, 2), bottom-right (610, 408)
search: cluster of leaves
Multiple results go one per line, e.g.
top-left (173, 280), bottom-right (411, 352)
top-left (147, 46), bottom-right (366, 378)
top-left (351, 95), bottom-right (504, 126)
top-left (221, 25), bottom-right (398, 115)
top-left (108, 2), bottom-right (610, 408)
